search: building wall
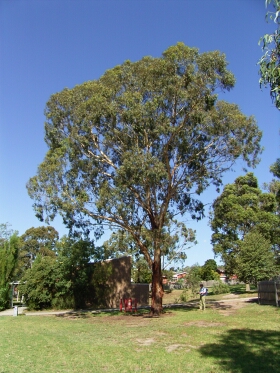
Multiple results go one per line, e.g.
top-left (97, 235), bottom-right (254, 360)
top-left (102, 256), bottom-right (149, 309)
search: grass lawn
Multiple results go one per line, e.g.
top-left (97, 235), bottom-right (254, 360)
top-left (0, 296), bottom-right (279, 373)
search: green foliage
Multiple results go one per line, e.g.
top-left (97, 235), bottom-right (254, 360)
top-left (132, 257), bottom-right (152, 283)
top-left (0, 225), bottom-right (19, 283)
top-left (266, 159), bottom-right (280, 212)
top-left (185, 264), bottom-right (202, 294)
top-left (0, 224), bottom-right (20, 311)
top-left (258, 0), bottom-right (280, 110)
top-left (19, 237), bottom-right (97, 310)
top-left (58, 236), bottom-right (110, 308)
top-left (162, 269), bottom-right (174, 282)
top-left (210, 173), bottom-right (280, 274)
top-left (27, 43), bottom-right (262, 313)
top-left (0, 233), bottom-right (19, 287)
top-left (178, 288), bottom-right (191, 302)
top-left (212, 281), bottom-right (230, 295)
top-left (18, 226), bottom-right (59, 277)
top-left (271, 158), bottom-right (280, 179)
top-left (19, 255), bottom-right (72, 310)
top-left (0, 285), bottom-right (9, 311)
top-left (236, 231), bottom-right (278, 286)
top-left (201, 259), bottom-right (219, 281)
top-left (103, 223), bottom-right (196, 272)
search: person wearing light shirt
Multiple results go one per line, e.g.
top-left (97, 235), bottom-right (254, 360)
top-left (198, 283), bottom-right (207, 310)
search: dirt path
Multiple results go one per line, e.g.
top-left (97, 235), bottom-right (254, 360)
top-left (207, 296), bottom-right (257, 316)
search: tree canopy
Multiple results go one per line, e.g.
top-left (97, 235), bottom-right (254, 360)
top-left (201, 259), bottom-right (219, 281)
top-left (17, 226), bottom-right (59, 277)
top-left (235, 231), bottom-right (278, 286)
top-left (27, 43), bottom-right (262, 314)
top-left (20, 226), bottom-right (59, 259)
top-left (210, 173), bottom-right (280, 276)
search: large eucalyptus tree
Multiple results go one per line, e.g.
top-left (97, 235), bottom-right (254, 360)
top-left (27, 43), bottom-right (262, 314)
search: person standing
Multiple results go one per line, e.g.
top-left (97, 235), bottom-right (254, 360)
top-left (198, 283), bottom-right (207, 310)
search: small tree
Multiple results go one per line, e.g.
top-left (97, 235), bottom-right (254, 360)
top-left (236, 231), bottom-right (278, 286)
top-left (210, 173), bottom-right (280, 275)
top-left (201, 259), bottom-right (219, 281)
top-left (0, 224), bottom-right (20, 310)
top-left (186, 264), bottom-right (202, 295)
top-left (0, 234), bottom-right (19, 286)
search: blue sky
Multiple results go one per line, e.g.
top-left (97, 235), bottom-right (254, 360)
top-left (0, 0), bottom-right (279, 266)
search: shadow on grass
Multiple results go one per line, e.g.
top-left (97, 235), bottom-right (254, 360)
top-left (163, 303), bottom-right (198, 312)
top-left (206, 298), bottom-right (258, 311)
top-left (199, 328), bottom-right (280, 373)
top-left (55, 311), bottom-right (89, 319)
top-left (229, 284), bottom-right (257, 295)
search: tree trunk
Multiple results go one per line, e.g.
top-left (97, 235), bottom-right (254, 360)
top-left (246, 283), bottom-right (250, 291)
top-left (150, 252), bottom-right (164, 315)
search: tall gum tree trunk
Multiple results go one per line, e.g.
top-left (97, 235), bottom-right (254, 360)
top-left (150, 250), bottom-right (163, 315)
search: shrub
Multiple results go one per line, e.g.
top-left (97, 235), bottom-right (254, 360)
top-left (19, 237), bottom-right (98, 310)
top-left (51, 295), bottom-right (75, 310)
top-left (0, 285), bottom-right (9, 311)
top-left (19, 256), bottom-right (61, 310)
top-left (185, 264), bottom-right (202, 294)
top-left (212, 281), bottom-right (230, 295)
top-left (179, 288), bottom-right (191, 302)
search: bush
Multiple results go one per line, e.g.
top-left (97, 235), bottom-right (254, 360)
top-left (19, 256), bottom-right (60, 309)
top-left (185, 264), bottom-right (202, 294)
top-left (178, 288), bottom-right (191, 302)
top-left (19, 255), bottom-right (108, 310)
top-left (212, 281), bottom-right (230, 295)
top-left (51, 295), bottom-right (75, 310)
top-left (19, 237), bottom-right (98, 310)
top-left (0, 285), bottom-right (9, 311)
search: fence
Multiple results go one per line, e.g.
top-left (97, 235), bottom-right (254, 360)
top-left (258, 281), bottom-right (280, 307)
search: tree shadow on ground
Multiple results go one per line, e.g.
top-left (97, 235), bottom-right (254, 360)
top-left (163, 303), bottom-right (199, 312)
top-left (199, 328), bottom-right (280, 373)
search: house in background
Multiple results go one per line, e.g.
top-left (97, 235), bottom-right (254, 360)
top-left (217, 268), bottom-right (239, 284)
top-left (217, 268), bottom-right (227, 283)
top-left (172, 272), bottom-right (187, 282)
